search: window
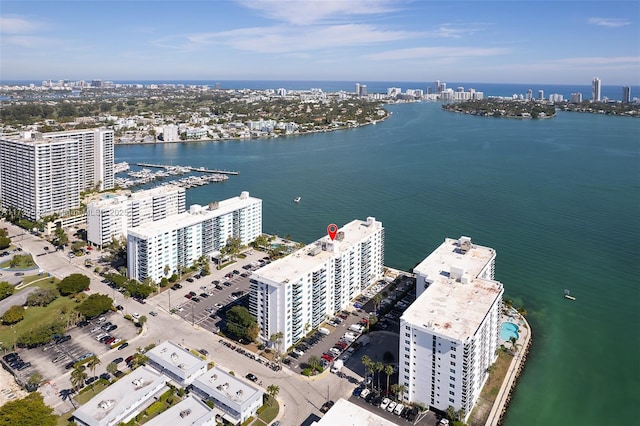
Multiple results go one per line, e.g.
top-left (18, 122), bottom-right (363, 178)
top-left (449, 398), bottom-right (455, 403)
top-left (405, 333), bottom-right (410, 337)
top-left (450, 376), bottom-right (455, 381)
top-left (449, 391), bottom-right (455, 396)
top-left (450, 368), bottom-right (456, 374)
top-left (451, 361), bottom-right (456, 366)
top-left (449, 383), bottom-right (455, 388)
top-left (451, 354), bottom-right (456, 359)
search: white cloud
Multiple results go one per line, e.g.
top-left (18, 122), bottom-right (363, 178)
top-left (1, 35), bottom-right (60, 49)
top-left (238, 0), bottom-right (398, 25)
top-left (588, 18), bottom-right (631, 28)
top-left (555, 56), bottom-right (640, 65)
top-left (155, 24), bottom-right (420, 53)
top-left (0, 16), bottom-right (47, 34)
top-left (364, 46), bottom-right (511, 61)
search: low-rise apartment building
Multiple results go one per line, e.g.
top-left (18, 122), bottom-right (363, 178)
top-left (249, 217), bottom-right (384, 349)
top-left (146, 340), bottom-right (208, 386)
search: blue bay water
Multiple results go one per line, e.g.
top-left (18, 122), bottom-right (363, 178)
top-left (115, 103), bottom-right (640, 425)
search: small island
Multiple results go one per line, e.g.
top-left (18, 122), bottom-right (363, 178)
top-left (442, 99), bottom-right (557, 119)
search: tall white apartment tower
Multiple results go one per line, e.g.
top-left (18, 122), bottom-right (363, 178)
top-left (592, 77), bottom-right (601, 102)
top-left (127, 192), bottom-right (261, 283)
top-left (400, 237), bottom-right (503, 420)
top-left (87, 185), bottom-right (186, 247)
top-left (249, 217), bottom-right (384, 349)
top-left (355, 83), bottom-right (360, 96)
top-left (0, 129), bottom-right (114, 220)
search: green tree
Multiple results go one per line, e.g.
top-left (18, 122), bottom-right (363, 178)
top-left (54, 227), bottom-right (68, 247)
top-left (0, 392), bottom-right (56, 426)
top-left (251, 234), bottom-right (269, 249)
top-left (76, 294), bottom-right (113, 318)
top-left (106, 362), bottom-right (118, 377)
top-left (307, 355), bottom-right (321, 373)
top-left (266, 384), bottom-right (279, 406)
top-left (87, 356), bottom-right (101, 387)
top-left (374, 362), bottom-right (384, 390)
top-left (225, 306), bottom-right (258, 342)
top-left (1, 305), bottom-right (25, 325)
top-left (137, 315), bottom-right (147, 327)
top-left (25, 288), bottom-right (58, 306)
top-left (220, 236), bottom-right (242, 261)
top-left (0, 281), bottom-right (15, 301)
top-left (16, 320), bottom-right (65, 348)
top-left (57, 273), bottom-right (90, 296)
top-left (384, 364), bottom-right (394, 391)
top-left (130, 353), bottom-right (149, 369)
top-left (70, 366), bottom-right (87, 392)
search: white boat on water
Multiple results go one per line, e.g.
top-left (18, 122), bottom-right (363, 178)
top-left (294, 197), bottom-right (301, 203)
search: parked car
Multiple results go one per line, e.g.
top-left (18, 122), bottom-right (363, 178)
top-left (118, 342), bottom-right (129, 350)
top-left (149, 311), bottom-right (158, 316)
top-left (198, 349), bottom-right (209, 356)
top-left (106, 324), bottom-right (118, 332)
top-left (245, 373), bottom-right (258, 382)
top-left (380, 397), bottom-right (391, 410)
top-left (112, 357), bottom-right (124, 364)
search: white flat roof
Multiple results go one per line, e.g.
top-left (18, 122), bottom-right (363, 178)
top-left (193, 367), bottom-right (261, 407)
top-left (89, 185), bottom-right (184, 208)
top-left (413, 237), bottom-right (494, 280)
top-left (147, 341), bottom-right (207, 379)
top-left (312, 398), bottom-right (398, 426)
top-left (253, 217), bottom-right (382, 283)
top-left (403, 238), bottom-right (502, 341)
top-left (144, 395), bottom-right (214, 426)
top-left (72, 366), bottom-right (167, 426)
top-left (128, 192), bottom-right (260, 239)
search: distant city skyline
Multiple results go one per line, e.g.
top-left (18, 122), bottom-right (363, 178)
top-left (1, 1), bottom-right (638, 85)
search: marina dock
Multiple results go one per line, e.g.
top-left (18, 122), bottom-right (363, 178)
top-left (136, 163), bottom-right (239, 175)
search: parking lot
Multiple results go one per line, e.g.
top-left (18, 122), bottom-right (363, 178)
top-left (16, 310), bottom-right (139, 380)
top-left (153, 251), bottom-right (272, 334)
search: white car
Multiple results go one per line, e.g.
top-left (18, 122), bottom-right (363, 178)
top-left (360, 388), bottom-right (371, 399)
top-left (379, 397), bottom-right (391, 410)
top-left (292, 349), bottom-right (304, 357)
top-left (387, 401), bottom-right (397, 412)
top-left (132, 313), bottom-right (141, 320)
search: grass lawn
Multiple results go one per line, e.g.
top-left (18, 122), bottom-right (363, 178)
top-left (468, 350), bottom-right (514, 426)
top-left (255, 396), bottom-right (279, 425)
top-left (74, 381), bottom-right (110, 405)
top-left (0, 253), bottom-right (37, 269)
top-left (56, 410), bottom-right (74, 426)
top-left (0, 295), bottom-right (77, 348)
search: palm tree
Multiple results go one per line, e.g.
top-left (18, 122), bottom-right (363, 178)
top-left (374, 362), bottom-right (384, 390)
top-left (396, 384), bottom-right (406, 401)
top-left (307, 355), bottom-right (321, 374)
top-left (372, 293), bottom-right (382, 313)
top-left (361, 355), bottom-right (372, 388)
top-left (509, 336), bottom-right (520, 355)
top-left (384, 364), bottom-right (394, 392)
top-left (390, 383), bottom-right (400, 401)
top-left (266, 384), bottom-right (280, 406)
top-left (87, 356), bottom-right (101, 387)
top-left (70, 367), bottom-right (87, 392)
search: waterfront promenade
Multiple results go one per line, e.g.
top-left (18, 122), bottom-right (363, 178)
top-left (486, 312), bottom-right (532, 426)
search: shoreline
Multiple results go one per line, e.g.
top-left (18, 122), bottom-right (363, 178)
top-left (114, 110), bottom-right (394, 146)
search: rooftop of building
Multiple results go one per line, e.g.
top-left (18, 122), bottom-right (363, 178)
top-left (86, 185), bottom-right (184, 207)
top-left (1, 129), bottom-right (110, 144)
top-left (192, 367), bottom-right (262, 407)
top-left (413, 236), bottom-right (495, 280)
top-left (144, 395), bottom-right (214, 426)
top-left (72, 366), bottom-right (167, 425)
top-left (252, 217), bottom-right (382, 284)
top-left (311, 398), bottom-right (398, 426)
top-left (127, 191), bottom-right (260, 238)
top-left (402, 237), bottom-right (503, 341)
top-left (146, 341), bottom-right (207, 377)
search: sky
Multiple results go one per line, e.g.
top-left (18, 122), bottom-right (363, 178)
top-left (1, 0), bottom-right (639, 85)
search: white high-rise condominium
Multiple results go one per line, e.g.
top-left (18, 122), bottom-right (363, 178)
top-left (249, 217), bottom-right (384, 349)
top-left (87, 185), bottom-right (186, 247)
top-left (400, 237), bottom-right (503, 420)
top-left (127, 191), bottom-right (261, 283)
top-left (0, 129), bottom-right (114, 220)
top-left (592, 77), bottom-right (601, 102)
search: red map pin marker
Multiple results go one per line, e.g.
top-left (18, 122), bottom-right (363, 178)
top-left (327, 224), bottom-right (338, 241)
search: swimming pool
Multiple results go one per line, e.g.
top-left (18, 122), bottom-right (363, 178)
top-left (500, 322), bottom-right (520, 341)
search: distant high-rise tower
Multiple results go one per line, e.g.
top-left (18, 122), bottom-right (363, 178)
top-left (571, 93), bottom-right (583, 103)
top-left (622, 86), bottom-right (631, 103)
top-left (355, 83), bottom-right (360, 96)
top-left (538, 90), bottom-right (544, 100)
top-left (434, 80), bottom-right (440, 94)
top-left (360, 85), bottom-right (367, 97)
top-left (526, 89), bottom-right (533, 101)
top-left (592, 77), bottom-right (601, 102)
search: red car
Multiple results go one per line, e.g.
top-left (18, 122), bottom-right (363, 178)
top-left (104, 337), bottom-right (116, 345)
top-left (184, 293), bottom-right (192, 299)
top-left (322, 353), bottom-right (334, 362)
top-left (335, 341), bottom-right (348, 349)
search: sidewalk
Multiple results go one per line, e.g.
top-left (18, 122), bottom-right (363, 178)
top-left (485, 313), bottom-right (532, 426)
